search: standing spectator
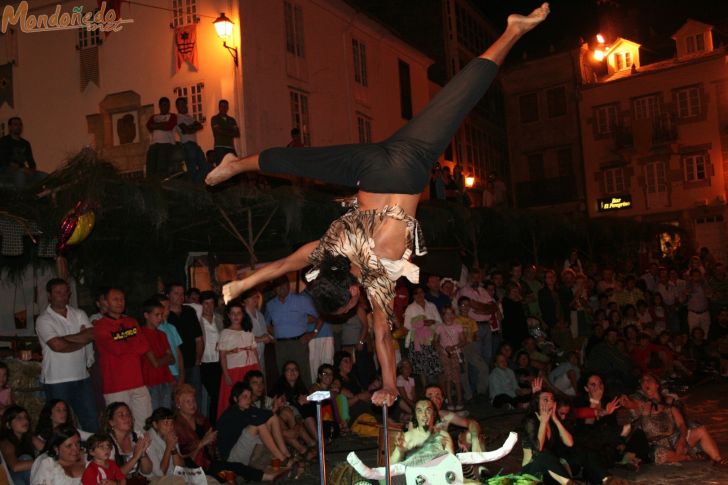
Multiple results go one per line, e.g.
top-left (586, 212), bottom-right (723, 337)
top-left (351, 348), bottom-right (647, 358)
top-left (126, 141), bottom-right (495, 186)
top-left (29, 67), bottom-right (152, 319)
top-left (434, 307), bottom-right (465, 410)
top-left (522, 264), bottom-right (543, 318)
top-left (685, 268), bottom-right (712, 335)
top-left (241, 289), bottom-right (270, 378)
top-left (140, 298), bottom-right (175, 410)
top-left (199, 291), bottom-right (222, 422)
top-left (538, 269), bottom-right (561, 329)
top-left (94, 288), bottom-right (152, 433)
top-left (286, 127), bottom-right (304, 148)
top-left (265, 278), bottom-right (319, 386)
top-left (502, 284), bottom-right (529, 349)
top-left (424, 275), bottom-right (451, 312)
top-left (211, 99), bottom-right (240, 163)
top-left (157, 294), bottom-right (185, 387)
top-left (489, 172), bottom-right (508, 207)
top-left (166, 283), bottom-right (203, 406)
top-left (403, 287), bottom-right (442, 388)
top-left (0, 406), bottom-right (34, 485)
top-left (35, 278), bottom-right (98, 432)
top-left (175, 96), bottom-right (209, 183)
top-left (563, 249), bottom-right (583, 274)
top-left (340, 298), bottom-right (374, 389)
top-left (0, 116), bottom-right (45, 188)
top-left (217, 301), bottom-right (263, 418)
top-left (145, 97), bottom-right (178, 177)
top-left (458, 268), bottom-right (498, 367)
top-left (709, 263), bottom-right (728, 319)
top-left (456, 297), bottom-right (489, 399)
top-left (307, 313), bottom-right (333, 387)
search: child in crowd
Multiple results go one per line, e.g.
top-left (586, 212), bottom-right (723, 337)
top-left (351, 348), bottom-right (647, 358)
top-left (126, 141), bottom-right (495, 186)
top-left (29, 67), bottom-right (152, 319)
top-left (434, 307), bottom-right (465, 411)
top-left (330, 378), bottom-right (350, 434)
top-left (0, 361), bottom-right (13, 415)
top-left (141, 298), bottom-right (175, 410)
top-left (395, 360), bottom-right (416, 422)
top-left (81, 433), bottom-right (126, 485)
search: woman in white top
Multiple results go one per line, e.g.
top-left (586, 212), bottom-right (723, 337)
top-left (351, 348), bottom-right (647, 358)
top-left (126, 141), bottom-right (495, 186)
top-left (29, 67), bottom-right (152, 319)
top-left (199, 291), bottom-right (223, 422)
top-left (143, 407), bottom-right (183, 478)
top-left (30, 425), bottom-right (86, 485)
top-left (241, 289), bottom-right (272, 378)
top-left (217, 301), bottom-right (269, 418)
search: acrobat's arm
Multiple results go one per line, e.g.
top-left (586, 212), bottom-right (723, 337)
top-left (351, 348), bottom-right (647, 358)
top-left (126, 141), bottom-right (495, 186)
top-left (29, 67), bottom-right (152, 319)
top-left (222, 240), bottom-right (319, 303)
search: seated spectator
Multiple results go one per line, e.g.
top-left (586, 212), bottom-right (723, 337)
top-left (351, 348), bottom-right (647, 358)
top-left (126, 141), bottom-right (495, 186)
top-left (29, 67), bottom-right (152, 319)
top-left (309, 364), bottom-right (342, 440)
top-left (624, 373), bottom-right (726, 465)
top-left (217, 383), bottom-right (295, 473)
top-left (424, 385), bottom-right (482, 453)
top-left (514, 351), bottom-right (538, 391)
top-left (396, 360), bottom-right (416, 423)
top-left (173, 384), bottom-right (278, 482)
top-left (102, 402), bottom-right (152, 478)
top-left (333, 352), bottom-right (371, 419)
top-left (244, 370), bottom-right (318, 452)
top-left (0, 405), bottom-right (35, 485)
top-left (684, 327), bottom-right (716, 373)
top-left (520, 391), bottom-right (574, 484)
top-left (490, 354), bottom-right (530, 408)
top-left (81, 433), bottom-right (125, 485)
top-left (0, 117), bottom-right (46, 188)
top-left (390, 399), bottom-right (454, 464)
top-left (33, 400), bottom-right (91, 452)
top-left (548, 351), bottom-right (580, 397)
top-left (29, 425), bottom-right (86, 485)
top-left (143, 407), bottom-right (183, 478)
top-left (630, 333), bottom-right (670, 376)
top-left (272, 361), bottom-right (318, 441)
top-left (584, 327), bottom-right (636, 395)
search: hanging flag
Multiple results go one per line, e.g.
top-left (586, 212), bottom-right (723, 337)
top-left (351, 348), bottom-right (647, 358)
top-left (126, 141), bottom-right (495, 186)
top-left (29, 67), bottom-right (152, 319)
top-left (175, 24), bottom-right (198, 72)
top-left (0, 62), bottom-right (13, 108)
top-left (80, 46), bottom-right (100, 90)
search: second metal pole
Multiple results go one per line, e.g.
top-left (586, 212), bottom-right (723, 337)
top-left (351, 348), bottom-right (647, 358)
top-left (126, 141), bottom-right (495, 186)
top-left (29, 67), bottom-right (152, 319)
top-left (382, 404), bottom-right (391, 485)
top-left (316, 401), bottom-right (327, 485)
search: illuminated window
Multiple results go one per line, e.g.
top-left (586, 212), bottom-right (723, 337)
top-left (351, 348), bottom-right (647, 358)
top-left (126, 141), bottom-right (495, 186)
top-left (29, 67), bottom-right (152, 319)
top-left (173, 83), bottom-right (205, 123)
top-left (284, 1), bottom-right (305, 58)
top-left (356, 113), bottom-right (372, 143)
top-left (352, 38), bottom-right (368, 87)
top-left (172, 0), bottom-right (196, 28)
top-left (289, 89), bottom-right (310, 146)
top-left (595, 104), bottom-right (618, 135)
top-left (519, 93), bottom-right (539, 123)
top-left (676, 86), bottom-right (701, 118)
top-left (603, 167), bottom-right (625, 194)
top-left (684, 154), bottom-right (707, 182)
top-left (615, 51), bottom-right (632, 71)
top-left (633, 94), bottom-right (660, 120)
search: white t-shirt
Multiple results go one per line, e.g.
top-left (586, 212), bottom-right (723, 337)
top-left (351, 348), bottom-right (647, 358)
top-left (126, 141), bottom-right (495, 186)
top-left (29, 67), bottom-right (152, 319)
top-left (176, 113), bottom-right (198, 144)
top-left (145, 428), bottom-right (181, 477)
top-left (36, 305), bottom-right (92, 384)
top-left (200, 314), bottom-right (221, 363)
top-left (457, 286), bottom-right (492, 322)
top-left (218, 329), bottom-right (257, 369)
top-left (403, 300), bottom-right (442, 348)
top-left (149, 113), bottom-right (177, 145)
top-left (396, 375), bottom-right (415, 401)
top-left (30, 453), bottom-right (85, 485)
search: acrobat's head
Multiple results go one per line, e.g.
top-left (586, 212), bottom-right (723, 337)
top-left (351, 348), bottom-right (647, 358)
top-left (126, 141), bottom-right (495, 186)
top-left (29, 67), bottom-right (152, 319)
top-left (307, 251), bottom-right (360, 316)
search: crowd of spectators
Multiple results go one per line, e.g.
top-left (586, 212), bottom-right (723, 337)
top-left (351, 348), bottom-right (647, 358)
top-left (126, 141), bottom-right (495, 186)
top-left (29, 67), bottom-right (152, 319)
top-left (1, 246), bottom-right (728, 484)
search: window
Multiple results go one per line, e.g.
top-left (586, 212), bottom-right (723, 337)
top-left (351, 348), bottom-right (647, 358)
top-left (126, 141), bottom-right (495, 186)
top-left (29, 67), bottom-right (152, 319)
top-left (556, 148), bottom-right (572, 177)
top-left (645, 161), bottom-right (667, 193)
top-left (173, 83), bottom-right (205, 122)
top-left (595, 104), bottom-right (618, 135)
top-left (356, 114), bottom-right (372, 143)
top-left (527, 153), bottom-right (545, 181)
top-left (172, 0), bottom-right (197, 28)
top-left (684, 153), bottom-right (707, 182)
top-left (455, 3), bottom-right (488, 54)
top-left (686, 33), bottom-right (705, 53)
top-left (289, 89), bottom-right (310, 146)
top-left (398, 60), bottom-right (412, 120)
top-left (633, 94), bottom-right (660, 120)
top-left (615, 51), bottom-right (632, 71)
top-left (284, 1), bottom-right (305, 58)
top-left (78, 23), bottom-right (100, 48)
top-left (676, 86), bottom-right (701, 118)
top-left (519, 93), bottom-right (539, 123)
top-left (603, 167), bottom-right (625, 194)
top-left (352, 38), bottom-right (368, 87)
top-left (546, 86), bottom-right (566, 118)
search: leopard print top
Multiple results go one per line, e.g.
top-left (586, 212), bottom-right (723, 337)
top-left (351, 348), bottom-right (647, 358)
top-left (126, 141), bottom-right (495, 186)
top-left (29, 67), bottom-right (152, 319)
top-left (306, 204), bottom-right (426, 328)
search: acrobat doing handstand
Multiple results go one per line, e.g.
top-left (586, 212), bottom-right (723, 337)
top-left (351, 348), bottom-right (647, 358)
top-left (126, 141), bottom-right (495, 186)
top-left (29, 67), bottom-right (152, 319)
top-left (206, 4), bottom-right (550, 407)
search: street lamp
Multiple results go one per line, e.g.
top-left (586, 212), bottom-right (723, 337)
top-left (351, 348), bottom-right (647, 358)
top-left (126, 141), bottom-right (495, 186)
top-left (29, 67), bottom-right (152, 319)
top-left (214, 13), bottom-right (238, 67)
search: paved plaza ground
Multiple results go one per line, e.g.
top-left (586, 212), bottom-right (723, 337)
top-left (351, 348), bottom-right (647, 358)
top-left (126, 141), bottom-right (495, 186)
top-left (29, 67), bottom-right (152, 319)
top-left (280, 378), bottom-right (728, 484)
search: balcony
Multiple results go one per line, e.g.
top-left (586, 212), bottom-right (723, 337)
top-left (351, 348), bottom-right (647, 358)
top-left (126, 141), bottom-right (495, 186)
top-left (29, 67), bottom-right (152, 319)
top-left (515, 176), bottom-right (579, 208)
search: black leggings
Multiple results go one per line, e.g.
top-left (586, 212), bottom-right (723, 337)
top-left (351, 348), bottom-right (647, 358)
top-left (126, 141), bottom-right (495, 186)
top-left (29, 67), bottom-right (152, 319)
top-left (259, 58), bottom-right (499, 194)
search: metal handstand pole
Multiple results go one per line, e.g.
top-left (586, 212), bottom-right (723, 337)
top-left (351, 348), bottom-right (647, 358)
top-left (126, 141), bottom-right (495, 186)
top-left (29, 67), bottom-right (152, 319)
top-left (308, 390), bottom-right (331, 485)
top-left (382, 403), bottom-right (391, 485)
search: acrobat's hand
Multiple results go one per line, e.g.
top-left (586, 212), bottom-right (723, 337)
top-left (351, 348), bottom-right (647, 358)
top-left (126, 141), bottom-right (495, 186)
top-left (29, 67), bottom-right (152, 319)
top-left (371, 386), bottom-right (398, 407)
top-left (222, 279), bottom-right (248, 304)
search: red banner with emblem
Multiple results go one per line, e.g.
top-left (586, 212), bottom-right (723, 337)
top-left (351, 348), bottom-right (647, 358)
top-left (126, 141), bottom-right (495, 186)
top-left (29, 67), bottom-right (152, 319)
top-left (175, 24), bottom-right (198, 71)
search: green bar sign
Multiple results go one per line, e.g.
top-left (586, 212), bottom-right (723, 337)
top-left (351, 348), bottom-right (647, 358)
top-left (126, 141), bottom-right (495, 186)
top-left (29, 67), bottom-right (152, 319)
top-left (598, 195), bottom-right (632, 212)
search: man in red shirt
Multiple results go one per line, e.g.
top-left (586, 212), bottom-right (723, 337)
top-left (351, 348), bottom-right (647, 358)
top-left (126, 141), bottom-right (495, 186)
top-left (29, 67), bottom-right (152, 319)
top-left (94, 288), bottom-right (151, 432)
top-left (141, 298), bottom-right (175, 410)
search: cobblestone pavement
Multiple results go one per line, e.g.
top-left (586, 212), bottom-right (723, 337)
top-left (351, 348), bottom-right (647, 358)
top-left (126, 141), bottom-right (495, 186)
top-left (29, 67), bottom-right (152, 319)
top-left (270, 378), bottom-right (728, 484)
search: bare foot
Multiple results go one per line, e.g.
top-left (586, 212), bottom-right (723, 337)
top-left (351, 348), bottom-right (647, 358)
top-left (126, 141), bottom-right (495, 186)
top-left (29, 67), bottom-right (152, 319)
top-left (205, 153), bottom-right (239, 186)
top-left (371, 387), bottom-right (398, 407)
top-left (507, 2), bottom-right (550, 35)
top-left (222, 279), bottom-right (247, 303)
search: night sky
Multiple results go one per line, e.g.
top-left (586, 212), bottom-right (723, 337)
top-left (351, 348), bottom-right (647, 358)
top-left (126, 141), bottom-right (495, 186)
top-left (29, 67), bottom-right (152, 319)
top-left (477, 0), bottom-right (728, 63)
